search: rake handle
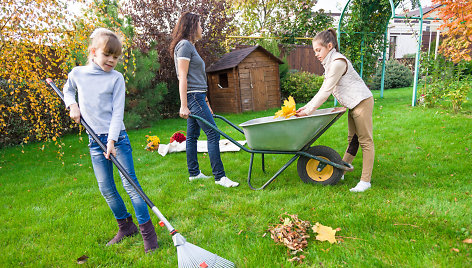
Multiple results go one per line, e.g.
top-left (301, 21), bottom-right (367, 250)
top-left (45, 78), bottom-right (175, 233)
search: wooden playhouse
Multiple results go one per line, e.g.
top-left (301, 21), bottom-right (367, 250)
top-left (206, 45), bottom-right (283, 113)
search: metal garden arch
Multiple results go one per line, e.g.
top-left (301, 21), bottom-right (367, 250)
top-left (337, 0), bottom-right (423, 106)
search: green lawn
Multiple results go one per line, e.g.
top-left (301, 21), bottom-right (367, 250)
top-left (1, 87), bottom-right (471, 267)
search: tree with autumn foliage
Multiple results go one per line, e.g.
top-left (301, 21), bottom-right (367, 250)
top-left (0, 0), bottom-right (93, 147)
top-left (0, 0), bottom-right (135, 148)
top-left (432, 0), bottom-right (472, 62)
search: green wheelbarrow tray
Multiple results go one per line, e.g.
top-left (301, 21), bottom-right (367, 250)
top-left (189, 107), bottom-right (354, 190)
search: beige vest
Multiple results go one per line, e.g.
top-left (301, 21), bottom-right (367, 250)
top-left (322, 50), bottom-right (372, 109)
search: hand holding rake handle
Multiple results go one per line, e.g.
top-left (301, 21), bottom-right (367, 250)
top-left (46, 78), bottom-right (235, 268)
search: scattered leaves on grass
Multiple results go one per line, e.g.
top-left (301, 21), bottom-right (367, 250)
top-left (463, 238), bottom-right (472, 244)
top-left (267, 213), bottom-right (340, 264)
top-left (268, 214), bottom-right (311, 255)
top-left (312, 222), bottom-right (337, 244)
top-left (451, 248), bottom-right (460, 252)
top-left (77, 255), bottom-right (88, 264)
top-left (288, 255), bottom-right (305, 264)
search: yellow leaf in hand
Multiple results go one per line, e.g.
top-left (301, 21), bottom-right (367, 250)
top-left (312, 222), bottom-right (337, 244)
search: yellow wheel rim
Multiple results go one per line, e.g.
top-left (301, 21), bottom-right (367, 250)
top-left (306, 157), bottom-right (333, 182)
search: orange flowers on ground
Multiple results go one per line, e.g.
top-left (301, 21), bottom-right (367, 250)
top-left (145, 135), bottom-right (160, 151)
top-left (274, 96), bottom-right (296, 119)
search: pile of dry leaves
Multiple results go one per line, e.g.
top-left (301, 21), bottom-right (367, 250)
top-left (267, 213), bottom-right (339, 264)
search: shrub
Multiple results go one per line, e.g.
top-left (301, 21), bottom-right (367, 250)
top-left (420, 53), bottom-right (455, 82)
top-left (445, 77), bottom-right (471, 113)
top-left (419, 77), bottom-right (471, 112)
top-left (458, 60), bottom-right (472, 76)
top-left (116, 49), bottom-right (167, 129)
top-left (371, 60), bottom-right (413, 90)
top-left (0, 79), bottom-right (72, 148)
top-left (419, 53), bottom-right (471, 112)
top-left (418, 80), bottom-right (446, 108)
top-left (280, 71), bottom-right (324, 103)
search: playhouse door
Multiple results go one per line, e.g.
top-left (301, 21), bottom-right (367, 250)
top-left (250, 68), bottom-right (268, 111)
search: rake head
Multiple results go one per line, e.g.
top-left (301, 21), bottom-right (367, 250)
top-left (173, 234), bottom-right (235, 268)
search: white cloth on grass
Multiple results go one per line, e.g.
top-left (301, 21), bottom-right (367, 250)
top-left (157, 139), bottom-right (247, 157)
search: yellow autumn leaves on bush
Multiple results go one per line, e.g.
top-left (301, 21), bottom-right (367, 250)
top-left (274, 96), bottom-right (296, 119)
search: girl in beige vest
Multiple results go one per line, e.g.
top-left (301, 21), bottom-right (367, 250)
top-left (296, 29), bottom-right (374, 192)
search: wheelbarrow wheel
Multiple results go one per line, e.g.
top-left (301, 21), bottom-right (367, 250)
top-left (297, 145), bottom-right (343, 185)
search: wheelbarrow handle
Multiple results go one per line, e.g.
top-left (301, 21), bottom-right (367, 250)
top-left (188, 114), bottom-right (251, 153)
top-left (45, 78), bottom-right (176, 234)
top-left (213, 114), bottom-right (244, 134)
top-left (344, 162), bottom-right (354, 172)
top-left (297, 150), bottom-right (354, 172)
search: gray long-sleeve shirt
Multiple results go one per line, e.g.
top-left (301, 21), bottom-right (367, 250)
top-left (63, 62), bottom-right (126, 141)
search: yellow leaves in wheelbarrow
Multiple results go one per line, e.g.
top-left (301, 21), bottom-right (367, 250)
top-left (274, 96), bottom-right (296, 119)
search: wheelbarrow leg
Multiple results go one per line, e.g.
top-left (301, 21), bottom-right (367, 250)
top-left (247, 154), bottom-right (300, 190)
top-left (261, 153), bottom-right (266, 173)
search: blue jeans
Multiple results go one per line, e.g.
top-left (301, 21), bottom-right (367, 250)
top-left (88, 130), bottom-right (150, 224)
top-left (187, 92), bottom-right (225, 180)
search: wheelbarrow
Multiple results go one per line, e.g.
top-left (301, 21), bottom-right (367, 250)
top-left (189, 107), bottom-right (353, 190)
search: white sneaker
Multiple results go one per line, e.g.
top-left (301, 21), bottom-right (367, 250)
top-left (341, 175), bottom-right (345, 180)
top-left (189, 171), bottom-right (212, 181)
top-left (215, 176), bottom-right (239, 188)
top-left (350, 181), bottom-right (371, 192)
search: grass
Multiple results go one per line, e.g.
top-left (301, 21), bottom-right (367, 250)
top-left (0, 87), bottom-right (471, 267)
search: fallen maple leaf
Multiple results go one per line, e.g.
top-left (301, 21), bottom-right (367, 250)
top-left (274, 96), bottom-right (296, 119)
top-left (312, 222), bottom-right (337, 244)
top-left (77, 255), bottom-right (89, 264)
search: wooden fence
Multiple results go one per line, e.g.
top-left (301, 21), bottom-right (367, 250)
top-left (279, 45), bottom-right (324, 75)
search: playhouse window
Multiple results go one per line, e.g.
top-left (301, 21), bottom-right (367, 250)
top-left (218, 73), bottom-right (229, 88)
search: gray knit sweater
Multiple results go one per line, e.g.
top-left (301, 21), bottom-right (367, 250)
top-left (63, 62), bottom-right (126, 141)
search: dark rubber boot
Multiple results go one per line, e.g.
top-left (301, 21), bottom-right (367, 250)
top-left (139, 219), bottom-right (159, 253)
top-left (106, 216), bottom-right (139, 246)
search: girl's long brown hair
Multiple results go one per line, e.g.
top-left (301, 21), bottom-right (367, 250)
top-left (169, 12), bottom-right (201, 58)
top-left (313, 28), bottom-right (339, 51)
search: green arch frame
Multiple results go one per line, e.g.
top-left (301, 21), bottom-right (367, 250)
top-left (337, 0), bottom-right (423, 106)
